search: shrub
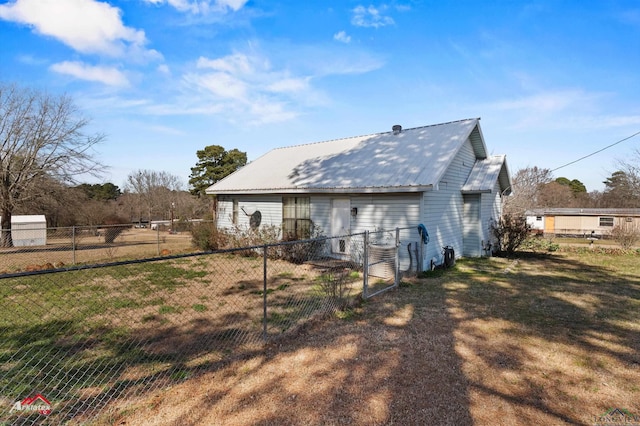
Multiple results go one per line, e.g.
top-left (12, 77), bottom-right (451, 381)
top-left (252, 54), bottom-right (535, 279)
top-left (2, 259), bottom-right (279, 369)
top-left (280, 224), bottom-right (326, 264)
top-left (521, 235), bottom-right (560, 253)
top-left (190, 222), bottom-right (227, 251)
top-left (226, 224), bottom-right (281, 254)
top-left (609, 223), bottom-right (640, 250)
top-left (103, 215), bottom-right (130, 243)
top-left (491, 214), bottom-right (531, 257)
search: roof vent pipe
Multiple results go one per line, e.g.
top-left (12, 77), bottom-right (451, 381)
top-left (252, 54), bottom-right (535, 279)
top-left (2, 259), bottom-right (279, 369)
top-left (392, 124), bottom-right (402, 135)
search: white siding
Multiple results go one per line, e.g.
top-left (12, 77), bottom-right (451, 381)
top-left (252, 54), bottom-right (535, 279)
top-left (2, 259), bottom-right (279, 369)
top-left (479, 181), bottom-right (502, 254)
top-left (527, 215), bottom-right (545, 231)
top-left (421, 140), bottom-right (475, 264)
top-left (351, 194), bottom-right (421, 272)
top-left (310, 196), bottom-right (332, 234)
top-left (216, 195), bottom-right (283, 232)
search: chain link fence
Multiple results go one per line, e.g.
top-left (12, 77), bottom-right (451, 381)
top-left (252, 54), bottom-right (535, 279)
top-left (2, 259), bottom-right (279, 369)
top-left (0, 224), bottom-right (419, 424)
top-left (0, 230), bottom-right (394, 424)
top-left (0, 223), bottom-right (198, 274)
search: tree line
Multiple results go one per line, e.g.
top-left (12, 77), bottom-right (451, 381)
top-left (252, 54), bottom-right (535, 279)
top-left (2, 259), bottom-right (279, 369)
top-left (0, 81), bottom-right (246, 247)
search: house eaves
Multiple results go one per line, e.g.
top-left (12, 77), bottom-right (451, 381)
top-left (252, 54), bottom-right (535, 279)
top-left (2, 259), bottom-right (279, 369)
top-left (210, 184), bottom-right (435, 195)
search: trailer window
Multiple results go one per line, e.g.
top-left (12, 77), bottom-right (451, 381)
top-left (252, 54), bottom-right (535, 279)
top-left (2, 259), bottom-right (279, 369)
top-left (599, 217), bottom-right (614, 227)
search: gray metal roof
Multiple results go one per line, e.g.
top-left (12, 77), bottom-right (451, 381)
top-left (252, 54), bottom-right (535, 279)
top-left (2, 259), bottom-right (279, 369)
top-left (525, 208), bottom-right (640, 216)
top-left (461, 155), bottom-right (511, 194)
top-left (207, 118), bottom-right (497, 195)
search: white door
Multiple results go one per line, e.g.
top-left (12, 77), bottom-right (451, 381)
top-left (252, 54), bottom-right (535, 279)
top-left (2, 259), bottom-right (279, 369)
top-left (463, 194), bottom-right (481, 257)
top-left (331, 199), bottom-right (350, 254)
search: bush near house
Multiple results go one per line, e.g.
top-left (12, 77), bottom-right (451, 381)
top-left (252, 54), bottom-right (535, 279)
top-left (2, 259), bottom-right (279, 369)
top-left (491, 214), bottom-right (531, 256)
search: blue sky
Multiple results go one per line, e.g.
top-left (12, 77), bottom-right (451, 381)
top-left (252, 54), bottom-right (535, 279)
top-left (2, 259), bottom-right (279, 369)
top-left (1, 0), bottom-right (639, 193)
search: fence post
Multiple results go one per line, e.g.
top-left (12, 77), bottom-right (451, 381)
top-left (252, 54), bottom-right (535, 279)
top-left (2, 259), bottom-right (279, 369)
top-left (419, 233), bottom-right (424, 273)
top-left (262, 244), bottom-right (268, 341)
top-left (156, 225), bottom-right (160, 256)
top-left (363, 230), bottom-right (369, 298)
top-left (72, 226), bottom-right (76, 265)
top-left (395, 228), bottom-right (400, 287)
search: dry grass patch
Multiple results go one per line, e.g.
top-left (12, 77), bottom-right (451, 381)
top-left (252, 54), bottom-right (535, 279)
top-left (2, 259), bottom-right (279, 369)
top-left (95, 251), bottom-right (640, 426)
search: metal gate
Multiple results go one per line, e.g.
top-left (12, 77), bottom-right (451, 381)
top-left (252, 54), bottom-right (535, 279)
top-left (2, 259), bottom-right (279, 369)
top-left (363, 229), bottom-right (400, 298)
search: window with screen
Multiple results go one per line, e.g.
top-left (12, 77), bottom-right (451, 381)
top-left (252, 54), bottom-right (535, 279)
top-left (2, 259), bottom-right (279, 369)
top-left (282, 197), bottom-right (311, 239)
top-left (599, 217), bottom-right (614, 227)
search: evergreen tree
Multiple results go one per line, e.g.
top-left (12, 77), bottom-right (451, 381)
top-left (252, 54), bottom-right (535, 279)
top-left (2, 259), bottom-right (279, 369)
top-left (189, 145), bottom-right (247, 197)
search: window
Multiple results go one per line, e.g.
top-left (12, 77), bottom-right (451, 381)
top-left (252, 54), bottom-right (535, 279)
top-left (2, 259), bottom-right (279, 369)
top-left (232, 199), bottom-right (239, 225)
top-left (536, 216), bottom-right (542, 221)
top-left (283, 197), bottom-right (311, 239)
top-left (599, 217), bottom-right (614, 227)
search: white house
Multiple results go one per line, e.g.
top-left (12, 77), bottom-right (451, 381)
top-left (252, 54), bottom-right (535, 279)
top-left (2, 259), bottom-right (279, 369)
top-left (206, 118), bottom-right (511, 270)
top-left (0, 215), bottom-right (47, 247)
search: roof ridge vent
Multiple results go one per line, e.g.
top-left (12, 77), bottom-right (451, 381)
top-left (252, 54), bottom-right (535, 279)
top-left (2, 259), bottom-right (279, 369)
top-left (392, 124), bottom-right (402, 135)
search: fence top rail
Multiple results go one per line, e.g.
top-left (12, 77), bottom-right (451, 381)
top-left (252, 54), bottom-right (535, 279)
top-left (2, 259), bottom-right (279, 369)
top-left (0, 227), bottom-right (419, 279)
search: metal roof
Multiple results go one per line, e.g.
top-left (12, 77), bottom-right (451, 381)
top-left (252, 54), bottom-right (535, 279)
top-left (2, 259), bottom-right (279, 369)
top-left (461, 155), bottom-right (511, 194)
top-left (207, 118), bottom-right (495, 195)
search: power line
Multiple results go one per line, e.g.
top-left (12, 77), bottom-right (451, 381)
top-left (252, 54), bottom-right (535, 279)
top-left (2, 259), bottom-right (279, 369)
top-left (550, 129), bottom-right (640, 172)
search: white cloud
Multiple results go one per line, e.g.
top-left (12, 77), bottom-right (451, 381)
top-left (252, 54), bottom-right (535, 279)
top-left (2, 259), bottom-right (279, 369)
top-left (267, 77), bottom-right (310, 93)
top-left (143, 0), bottom-right (248, 14)
top-left (157, 64), bottom-right (171, 75)
top-left (489, 90), bottom-right (598, 115)
top-left (188, 71), bottom-right (248, 100)
top-left (197, 53), bottom-right (254, 74)
top-left (180, 52), bottom-right (319, 123)
top-left (351, 5), bottom-right (394, 28)
top-left (50, 61), bottom-right (129, 87)
top-left (333, 30), bottom-right (351, 43)
top-left (478, 89), bottom-right (640, 131)
top-left (0, 0), bottom-right (159, 59)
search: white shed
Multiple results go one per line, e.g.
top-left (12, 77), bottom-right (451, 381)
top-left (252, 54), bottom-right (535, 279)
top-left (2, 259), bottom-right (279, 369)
top-left (0, 215), bottom-right (47, 247)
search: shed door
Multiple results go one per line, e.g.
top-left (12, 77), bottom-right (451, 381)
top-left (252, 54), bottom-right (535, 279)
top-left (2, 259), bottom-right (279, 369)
top-left (331, 199), bottom-right (350, 254)
top-left (544, 216), bottom-right (555, 234)
top-left (463, 194), bottom-right (481, 257)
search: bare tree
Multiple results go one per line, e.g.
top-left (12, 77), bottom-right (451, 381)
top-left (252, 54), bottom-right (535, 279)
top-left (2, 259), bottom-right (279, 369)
top-left (503, 166), bottom-right (554, 215)
top-left (124, 170), bottom-right (184, 221)
top-left (0, 82), bottom-right (104, 246)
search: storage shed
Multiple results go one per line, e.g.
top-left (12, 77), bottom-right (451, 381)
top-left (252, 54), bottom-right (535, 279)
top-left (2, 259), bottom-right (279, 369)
top-left (0, 215), bottom-right (47, 247)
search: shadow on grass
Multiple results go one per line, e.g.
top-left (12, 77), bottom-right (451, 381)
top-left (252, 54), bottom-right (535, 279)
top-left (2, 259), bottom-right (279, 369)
top-left (440, 252), bottom-right (640, 424)
top-left (119, 271), bottom-right (474, 425)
